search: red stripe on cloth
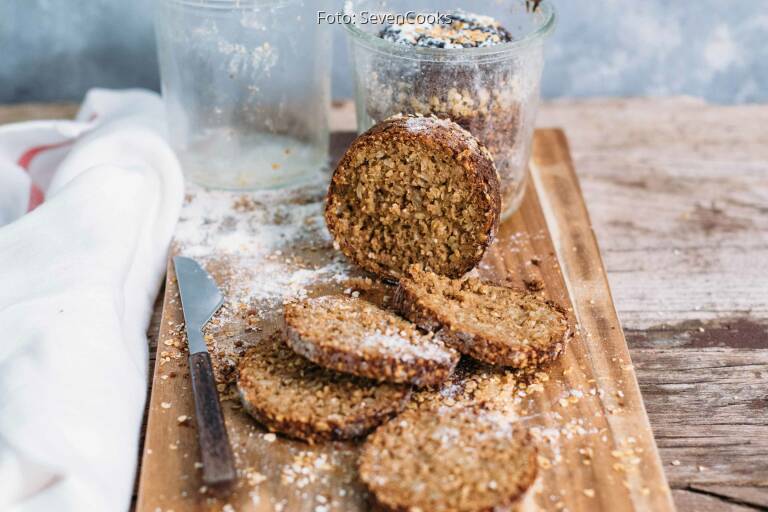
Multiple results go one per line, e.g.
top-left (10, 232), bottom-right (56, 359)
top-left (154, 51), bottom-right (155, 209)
top-left (17, 140), bottom-right (74, 211)
top-left (28, 186), bottom-right (45, 210)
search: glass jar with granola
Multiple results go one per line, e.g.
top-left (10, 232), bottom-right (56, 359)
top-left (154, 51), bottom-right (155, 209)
top-left (344, 1), bottom-right (555, 218)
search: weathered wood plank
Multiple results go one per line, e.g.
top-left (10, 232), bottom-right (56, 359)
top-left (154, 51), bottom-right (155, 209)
top-left (537, 98), bottom-right (768, 330)
top-left (671, 490), bottom-right (762, 512)
top-left (632, 349), bottom-right (768, 487)
top-left (536, 98), bottom-right (768, 511)
top-left (627, 317), bottom-right (768, 350)
top-left (690, 485), bottom-right (768, 510)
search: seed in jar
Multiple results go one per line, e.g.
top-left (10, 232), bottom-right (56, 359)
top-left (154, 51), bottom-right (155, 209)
top-left (378, 10), bottom-right (513, 49)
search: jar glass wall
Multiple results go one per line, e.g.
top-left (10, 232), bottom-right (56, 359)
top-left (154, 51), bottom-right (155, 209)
top-left (155, 0), bottom-right (331, 190)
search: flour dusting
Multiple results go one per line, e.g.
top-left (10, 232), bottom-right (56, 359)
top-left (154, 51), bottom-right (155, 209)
top-left (358, 329), bottom-right (454, 363)
top-left (173, 179), bottom-right (355, 390)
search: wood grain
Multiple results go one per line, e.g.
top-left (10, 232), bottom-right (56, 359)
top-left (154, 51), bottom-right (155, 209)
top-left (633, 348), bottom-right (768, 486)
top-left (671, 490), bottom-right (762, 512)
top-left (537, 97), bottom-right (768, 328)
top-left (536, 98), bottom-right (768, 510)
top-left (134, 128), bottom-right (674, 511)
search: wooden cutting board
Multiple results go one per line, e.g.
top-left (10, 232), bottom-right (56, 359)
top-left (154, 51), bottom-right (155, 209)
top-left (136, 128), bottom-right (675, 512)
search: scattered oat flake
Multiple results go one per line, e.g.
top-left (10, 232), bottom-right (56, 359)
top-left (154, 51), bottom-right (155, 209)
top-left (245, 468), bottom-right (267, 485)
top-left (263, 433), bottom-right (277, 443)
top-left (160, 402), bottom-right (172, 409)
top-left (583, 488), bottom-right (595, 498)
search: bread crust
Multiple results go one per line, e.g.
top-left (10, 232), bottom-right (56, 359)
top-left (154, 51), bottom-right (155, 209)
top-left (325, 115), bottom-right (501, 280)
top-left (284, 296), bottom-right (459, 387)
top-left (437, 315), bottom-right (568, 369)
top-left (237, 333), bottom-right (410, 443)
top-left (394, 269), bottom-right (571, 370)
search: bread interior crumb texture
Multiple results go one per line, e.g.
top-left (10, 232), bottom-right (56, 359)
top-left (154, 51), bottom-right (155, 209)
top-left (328, 136), bottom-right (493, 278)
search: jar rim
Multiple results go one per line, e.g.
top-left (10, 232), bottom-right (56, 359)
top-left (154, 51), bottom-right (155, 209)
top-left (343, 0), bottom-right (555, 57)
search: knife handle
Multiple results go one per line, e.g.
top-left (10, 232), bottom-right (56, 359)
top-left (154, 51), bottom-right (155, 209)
top-left (189, 351), bottom-right (236, 486)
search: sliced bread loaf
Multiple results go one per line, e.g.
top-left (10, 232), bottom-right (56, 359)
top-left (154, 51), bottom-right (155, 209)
top-left (325, 115), bottom-right (500, 280)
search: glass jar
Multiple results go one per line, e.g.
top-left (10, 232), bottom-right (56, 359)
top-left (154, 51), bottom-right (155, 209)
top-left (155, 0), bottom-right (331, 190)
top-left (344, 0), bottom-right (555, 218)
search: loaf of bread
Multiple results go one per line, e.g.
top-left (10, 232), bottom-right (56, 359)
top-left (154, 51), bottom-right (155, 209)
top-left (325, 115), bottom-right (500, 280)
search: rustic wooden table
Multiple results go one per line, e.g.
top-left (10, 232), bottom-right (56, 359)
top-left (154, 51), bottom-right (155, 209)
top-left (2, 98), bottom-right (766, 511)
top-left (537, 98), bottom-right (768, 512)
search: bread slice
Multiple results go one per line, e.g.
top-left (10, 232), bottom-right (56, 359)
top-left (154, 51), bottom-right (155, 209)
top-left (394, 267), bottom-right (570, 369)
top-left (284, 295), bottom-right (460, 387)
top-left (237, 333), bottom-right (410, 443)
top-left (359, 406), bottom-right (538, 512)
top-left (325, 115), bottom-right (500, 280)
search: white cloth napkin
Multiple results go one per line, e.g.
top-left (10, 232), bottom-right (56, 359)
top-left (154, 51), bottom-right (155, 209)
top-left (0, 89), bottom-right (184, 511)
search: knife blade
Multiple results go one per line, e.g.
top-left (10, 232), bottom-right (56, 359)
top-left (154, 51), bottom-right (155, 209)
top-left (174, 256), bottom-right (224, 354)
top-left (173, 256), bottom-right (236, 486)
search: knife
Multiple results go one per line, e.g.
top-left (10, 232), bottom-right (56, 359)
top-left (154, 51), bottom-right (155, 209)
top-left (173, 256), bottom-right (236, 486)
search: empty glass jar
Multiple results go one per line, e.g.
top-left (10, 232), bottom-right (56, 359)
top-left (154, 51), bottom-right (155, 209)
top-left (344, 0), bottom-right (555, 218)
top-left (155, 0), bottom-right (331, 189)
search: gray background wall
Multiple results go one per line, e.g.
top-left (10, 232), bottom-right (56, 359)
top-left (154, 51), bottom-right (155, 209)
top-left (1, 0), bottom-right (767, 104)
